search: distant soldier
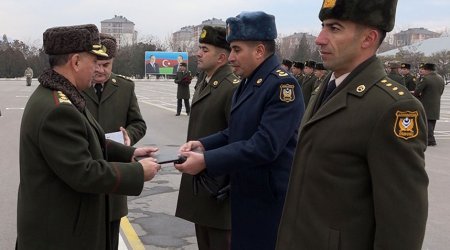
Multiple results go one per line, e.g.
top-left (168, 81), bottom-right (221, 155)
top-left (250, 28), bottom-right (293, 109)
top-left (414, 63), bottom-right (445, 146)
top-left (388, 61), bottom-right (404, 85)
top-left (174, 62), bottom-right (192, 116)
top-left (400, 63), bottom-right (417, 92)
top-left (301, 60), bottom-right (317, 106)
top-left (24, 67), bottom-right (33, 86)
top-left (313, 62), bottom-right (327, 89)
top-left (291, 61), bottom-right (305, 86)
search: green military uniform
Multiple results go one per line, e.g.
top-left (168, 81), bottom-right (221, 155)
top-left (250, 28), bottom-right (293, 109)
top-left (301, 73), bottom-right (317, 106)
top-left (404, 73), bottom-right (417, 91)
top-left (24, 67), bottom-right (33, 86)
top-left (175, 70), bottom-right (192, 99)
top-left (176, 64), bottom-right (239, 232)
top-left (388, 70), bottom-right (404, 86)
top-left (83, 73), bottom-right (146, 223)
top-left (295, 73), bottom-right (304, 86)
top-left (414, 69), bottom-right (445, 145)
top-left (18, 69), bottom-right (144, 249)
top-left (276, 57), bottom-right (428, 250)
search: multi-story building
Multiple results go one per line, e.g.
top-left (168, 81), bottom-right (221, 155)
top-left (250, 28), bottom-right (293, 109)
top-left (172, 18), bottom-right (226, 53)
top-left (100, 15), bottom-right (137, 48)
top-left (279, 32), bottom-right (317, 60)
top-left (393, 28), bottom-right (440, 47)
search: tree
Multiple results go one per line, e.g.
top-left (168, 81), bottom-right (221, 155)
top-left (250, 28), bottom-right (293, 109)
top-left (429, 50), bottom-right (450, 79)
top-left (293, 34), bottom-right (311, 62)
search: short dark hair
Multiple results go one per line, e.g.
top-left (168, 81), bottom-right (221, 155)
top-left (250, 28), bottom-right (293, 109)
top-left (48, 54), bottom-right (70, 67)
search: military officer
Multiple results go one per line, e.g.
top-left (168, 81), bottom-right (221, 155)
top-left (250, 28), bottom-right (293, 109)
top-left (301, 60), bottom-right (317, 106)
top-left (388, 61), bottom-right (405, 86)
top-left (174, 62), bottom-right (192, 115)
top-left (175, 11), bottom-right (304, 250)
top-left (414, 63), bottom-right (445, 146)
top-left (82, 33), bottom-right (147, 250)
top-left (24, 67), bottom-right (33, 86)
top-left (400, 63), bottom-right (417, 92)
top-left (291, 61), bottom-right (305, 86)
top-left (175, 25), bottom-right (239, 250)
top-left (17, 24), bottom-right (160, 249)
top-left (276, 1), bottom-right (428, 249)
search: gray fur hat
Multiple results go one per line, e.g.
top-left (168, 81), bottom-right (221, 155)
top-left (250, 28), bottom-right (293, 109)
top-left (43, 24), bottom-right (108, 57)
top-left (100, 33), bottom-right (117, 59)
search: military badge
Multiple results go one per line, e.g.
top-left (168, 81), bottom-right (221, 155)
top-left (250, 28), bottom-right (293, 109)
top-left (394, 111), bottom-right (419, 140)
top-left (57, 91), bottom-right (71, 104)
top-left (278, 71), bottom-right (288, 77)
top-left (280, 84), bottom-right (295, 103)
top-left (323, 0), bottom-right (336, 8)
top-left (356, 85), bottom-right (366, 93)
top-left (200, 29), bottom-right (207, 39)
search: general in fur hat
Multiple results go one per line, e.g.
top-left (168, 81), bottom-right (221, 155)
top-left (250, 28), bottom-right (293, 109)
top-left (43, 24), bottom-right (107, 57)
top-left (100, 33), bottom-right (117, 59)
top-left (226, 11), bottom-right (277, 42)
top-left (199, 25), bottom-right (230, 51)
top-left (319, 0), bottom-right (398, 32)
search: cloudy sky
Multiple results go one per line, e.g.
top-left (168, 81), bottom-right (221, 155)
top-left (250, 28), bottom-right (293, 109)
top-left (1, 0), bottom-right (449, 46)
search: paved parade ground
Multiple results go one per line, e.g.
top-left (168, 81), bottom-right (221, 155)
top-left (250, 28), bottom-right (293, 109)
top-left (1, 78), bottom-right (449, 249)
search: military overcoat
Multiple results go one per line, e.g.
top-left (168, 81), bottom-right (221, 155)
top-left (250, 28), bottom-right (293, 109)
top-left (175, 71), bottom-right (192, 99)
top-left (276, 57), bottom-right (428, 250)
top-left (176, 65), bottom-right (239, 230)
top-left (17, 70), bottom-right (144, 250)
top-left (83, 73), bottom-right (147, 221)
top-left (414, 72), bottom-right (445, 120)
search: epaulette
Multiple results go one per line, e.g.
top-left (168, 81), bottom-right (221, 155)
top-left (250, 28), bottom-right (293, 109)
top-left (377, 78), bottom-right (410, 100)
top-left (273, 68), bottom-right (290, 78)
top-left (54, 91), bottom-right (72, 105)
top-left (115, 74), bottom-right (133, 81)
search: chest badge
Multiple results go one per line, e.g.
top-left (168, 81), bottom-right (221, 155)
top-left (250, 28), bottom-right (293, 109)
top-left (356, 85), bottom-right (366, 93)
top-left (280, 84), bottom-right (295, 103)
top-left (394, 111), bottom-right (419, 140)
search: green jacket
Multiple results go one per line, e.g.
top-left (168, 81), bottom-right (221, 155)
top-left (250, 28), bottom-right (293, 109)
top-left (83, 73), bottom-right (147, 220)
top-left (18, 74), bottom-right (144, 249)
top-left (404, 73), bottom-right (417, 91)
top-left (414, 72), bottom-right (445, 120)
top-left (388, 71), bottom-right (404, 86)
top-left (175, 70), bottom-right (192, 99)
top-left (276, 57), bottom-right (428, 250)
top-left (175, 65), bottom-right (239, 229)
top-left (301, 73), bottom-right (317, 106)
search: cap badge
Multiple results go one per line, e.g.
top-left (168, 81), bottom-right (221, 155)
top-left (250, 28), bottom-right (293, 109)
top-left (280, 84), bottom-right (295, 103)
top-left (200, 29), bottom-right (207, 39)
top-left (394, 111), bottom-right (419, 140)
top-left (323, 0), bottom-right (336, 9)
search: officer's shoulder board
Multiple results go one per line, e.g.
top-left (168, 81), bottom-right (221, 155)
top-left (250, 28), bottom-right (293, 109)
top-left (115, 74), bottom-right (133, 82)
top-left (53, 91), bottom-right (72, 106)
top-left (225, 73), bottom-right (240, 87)
top-left (272, 68), bottom-right (290, 79)
top-left (376, 78), bottom-right (410, 100)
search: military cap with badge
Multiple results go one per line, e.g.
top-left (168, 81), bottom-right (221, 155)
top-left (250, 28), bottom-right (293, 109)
top-left (43, 24), bottom-right (108, 57)
top-left (199, 25), bottom-right (230, 51)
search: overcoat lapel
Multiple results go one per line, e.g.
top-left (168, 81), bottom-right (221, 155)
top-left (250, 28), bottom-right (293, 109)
top-left (100, 79), bottom-right (118, 104)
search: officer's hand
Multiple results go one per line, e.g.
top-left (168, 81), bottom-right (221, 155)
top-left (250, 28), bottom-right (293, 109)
top-left (139, 157), bottom-right (161, 181)
top-left (133, 146), bottom-right (159, 160)
top-left (174, 151), bottom-right (206, 175)
top-left (179, 141), bottom-right (205, 153)
top-left (120, 127), bottom-right (131, 146)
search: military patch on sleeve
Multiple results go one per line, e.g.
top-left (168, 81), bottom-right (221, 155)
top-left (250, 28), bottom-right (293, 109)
top-left (394, 111), bottom-right (419, 140)
top-left (280, 84), bottom-right (295, 103)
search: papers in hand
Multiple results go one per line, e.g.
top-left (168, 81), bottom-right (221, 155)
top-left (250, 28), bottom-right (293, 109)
top-left (105, 131), bottom-right (125, 145)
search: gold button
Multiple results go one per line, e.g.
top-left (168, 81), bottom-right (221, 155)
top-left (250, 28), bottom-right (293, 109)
top-left (112, 79), bottom-right (117, 83)
top-left (381, 79), bottom-right (388, 83)
top-left (386, 83), bottom-right (392, 87)
top-left (398, 92), bottom-right (404, 96)
top-left (393, 87), bottom-right (398, 91)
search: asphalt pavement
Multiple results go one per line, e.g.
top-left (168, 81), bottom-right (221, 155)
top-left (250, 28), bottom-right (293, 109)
top-left (0, 78), bottom-right (449, 249)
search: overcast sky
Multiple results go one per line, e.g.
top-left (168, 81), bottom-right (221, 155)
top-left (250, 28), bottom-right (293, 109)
top-left (1, 0), bottom-right (449, 46)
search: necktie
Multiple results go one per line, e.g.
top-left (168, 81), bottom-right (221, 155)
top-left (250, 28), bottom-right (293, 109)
top-left (321, 80), bottom-right (336, 105)
top-left (94, 83), bottom-right (103, 101)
